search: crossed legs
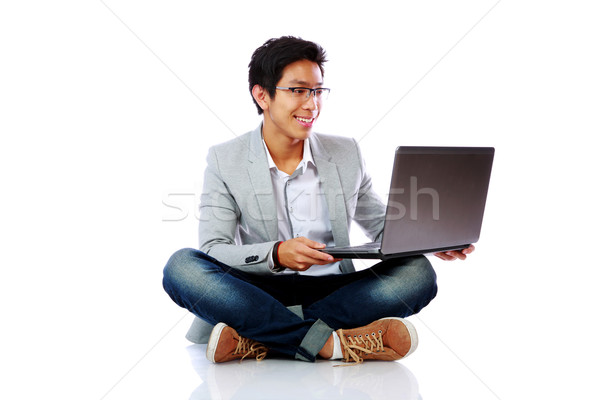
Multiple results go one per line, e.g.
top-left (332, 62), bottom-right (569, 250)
top-left (163, 248), bottom-right (437, 362)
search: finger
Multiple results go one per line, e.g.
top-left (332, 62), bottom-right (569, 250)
top-left (462, 244), bottom-right (475, 254)
top-left (434, 252), bottom-right (455, 261)
top-left (302, 248), bottom-right (336, 264)
top-left (291, 263), bottom-right (312, 271)
top-left (448, 251), bottom-right (466, 260)
top-left (287, 254), bottom-right (332, 270)
top-left (283, 246), bottom-right (334, 267)
top-left (295, 236), bottom-right (326, 249)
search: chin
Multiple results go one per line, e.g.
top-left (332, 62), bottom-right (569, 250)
top-left (295, 130), bottom-right (312, 140)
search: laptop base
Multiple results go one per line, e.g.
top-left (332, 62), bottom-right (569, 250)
top-left (321, 244), bottom-right (470, 260)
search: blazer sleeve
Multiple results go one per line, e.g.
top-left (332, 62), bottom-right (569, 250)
top-left (197, 147), bottom-right (276, 275)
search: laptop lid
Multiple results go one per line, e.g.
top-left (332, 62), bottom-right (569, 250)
top-left (380, 146), bottom-right (494, 256)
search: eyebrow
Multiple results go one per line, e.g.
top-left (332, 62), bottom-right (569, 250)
top-left (287, 79), bottom-right (324, 87)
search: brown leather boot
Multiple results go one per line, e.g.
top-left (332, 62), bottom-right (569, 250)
top-left (336, 318), bottom-right (418, 365)
top-left (206, 323), bottom-right (268, 363)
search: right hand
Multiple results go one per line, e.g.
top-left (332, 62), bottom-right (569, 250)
top-left (277, 237), bottom-right (338, 271)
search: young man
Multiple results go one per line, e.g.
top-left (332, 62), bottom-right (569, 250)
top-left (163, 36), bottom-right (474, 364)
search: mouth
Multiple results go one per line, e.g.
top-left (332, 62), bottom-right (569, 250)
top-left (295, 116), bottom-right (315, 127)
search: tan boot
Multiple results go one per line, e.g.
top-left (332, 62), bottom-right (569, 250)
top-left (206, 323), bottom-right (268, 363)
top-left (336, 318), bottom-right (418, 365)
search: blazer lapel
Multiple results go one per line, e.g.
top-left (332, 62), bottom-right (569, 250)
top-left (247, 125), bottom-right (278, 241)
top-left (309, 136), bottom-right (350, 248)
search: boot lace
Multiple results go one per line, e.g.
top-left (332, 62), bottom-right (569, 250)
top-left (234, 336), bottom-right (268, 362)
top-left (336, 329), bottom-right (385, 365)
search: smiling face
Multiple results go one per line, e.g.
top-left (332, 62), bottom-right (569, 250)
top-left (256, 59), bottom-right (324, 145)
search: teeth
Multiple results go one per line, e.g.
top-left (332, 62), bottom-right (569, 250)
top-left (296, 117), bottom-right (313, 123)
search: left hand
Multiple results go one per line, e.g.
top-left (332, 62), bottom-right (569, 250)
top-left (434, 244), bottom-right (475, 261)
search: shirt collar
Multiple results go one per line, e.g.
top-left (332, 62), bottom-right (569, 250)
top-left (262, 137), bottom-right (315, 175)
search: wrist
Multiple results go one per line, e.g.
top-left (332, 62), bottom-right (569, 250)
top-left (271, 241), bottom-right (285, 273)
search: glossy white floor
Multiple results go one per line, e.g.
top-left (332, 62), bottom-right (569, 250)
top-left (55, 241), bottom-right (600, 400)
top-left (15, 239), bottom-right (594, 400)
top-left (2, 1), bottom-right (599, 399)
top-left (5, 208), bottom-right (598, 399)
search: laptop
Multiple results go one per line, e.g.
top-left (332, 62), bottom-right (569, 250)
top-left (321, 146), bottom-right (495, 260)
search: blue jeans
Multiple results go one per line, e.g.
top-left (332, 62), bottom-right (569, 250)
top-left (162, 248), bottom-right (437, 362)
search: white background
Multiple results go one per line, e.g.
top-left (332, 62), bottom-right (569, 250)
top-left (1, 1), bottom-right (598, 399)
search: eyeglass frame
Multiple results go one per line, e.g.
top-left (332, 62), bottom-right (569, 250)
top-left (275, 86), bottom-right (331, 100)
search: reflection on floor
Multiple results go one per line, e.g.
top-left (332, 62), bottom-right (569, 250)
top-left (187, 344), bottom-right (422, 400)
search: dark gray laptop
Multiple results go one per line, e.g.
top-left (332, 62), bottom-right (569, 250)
top-left (322, 146), bottom-right (494, 260)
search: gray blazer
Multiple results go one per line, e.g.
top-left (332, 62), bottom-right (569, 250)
top-left (186, 124), bottom-right (386, 343)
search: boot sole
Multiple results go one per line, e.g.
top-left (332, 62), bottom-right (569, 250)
top-left (400, 318), bottom-right (418, 358)
top-left (206, 322), bottom-right (228, 363)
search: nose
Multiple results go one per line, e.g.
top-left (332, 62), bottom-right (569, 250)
top-left (302, 92), bottom-right (319, 111)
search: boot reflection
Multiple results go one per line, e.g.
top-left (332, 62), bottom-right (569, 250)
top-left (187, 344), bottom-right (421, 399)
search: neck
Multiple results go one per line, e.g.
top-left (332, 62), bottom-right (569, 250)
top-left (262, 128), bottom-right (304, 175)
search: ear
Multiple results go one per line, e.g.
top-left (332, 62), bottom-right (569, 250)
top-left (251, 84), bottom-right (270, 112)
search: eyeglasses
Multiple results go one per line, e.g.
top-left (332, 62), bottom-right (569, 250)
top-left (275, 86), bottom-right (331, 101)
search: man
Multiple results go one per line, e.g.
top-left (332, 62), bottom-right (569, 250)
top-left (163, 36), bottom-right (474, 364)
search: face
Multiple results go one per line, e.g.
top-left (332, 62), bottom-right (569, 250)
top-left (256, 59), bottom-right (324, 144)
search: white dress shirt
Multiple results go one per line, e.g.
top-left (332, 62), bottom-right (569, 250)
top-left (262, 138), bottom-right (341, 276)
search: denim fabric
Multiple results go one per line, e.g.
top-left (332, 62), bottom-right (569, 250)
top-left (163, 248), bottom-right (437, 362)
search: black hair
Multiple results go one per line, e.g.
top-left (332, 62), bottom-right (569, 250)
top-left (248, 36), bottom-right (328, 114)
